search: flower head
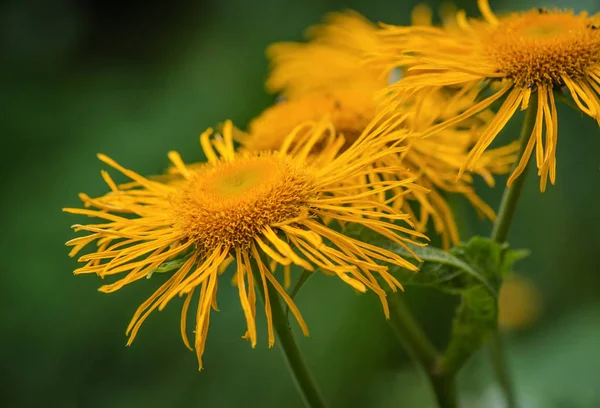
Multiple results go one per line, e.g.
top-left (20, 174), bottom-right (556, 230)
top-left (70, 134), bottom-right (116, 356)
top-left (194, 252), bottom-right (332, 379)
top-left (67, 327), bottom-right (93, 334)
top-left (249, 10), bottom-right (517, 247)
top-left (498, 275), bottom-right (542, 331)
top-left (64, 120), bottom-right (424, 369)
top-left (266, 11), bottom-right (386, 98)
top-left (241, 90), bottom-right (375, 152)
top-left (376, 0), bottom-right (600, 191)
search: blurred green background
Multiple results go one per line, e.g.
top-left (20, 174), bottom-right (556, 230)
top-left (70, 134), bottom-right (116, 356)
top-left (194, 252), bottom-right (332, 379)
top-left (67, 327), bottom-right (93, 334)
top-left (2, 0), bottom-right (600, 406)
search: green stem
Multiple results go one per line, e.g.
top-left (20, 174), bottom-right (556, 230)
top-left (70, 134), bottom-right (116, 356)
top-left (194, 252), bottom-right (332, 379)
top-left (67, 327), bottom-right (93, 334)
top-left (389, 293), bottom-right (440, 369)
top-left (429, 375), bottom-right (458, 408)
top-left (388, 293), bottom-right (457, 408)
top-left (251, 267), bottom-right (328, 408)
top-left (491, 95), bottom-right (538, 243)
top-left (488, 94), bottom-right (538, 408)
top-left (488, 330), bottom-right (517, 408)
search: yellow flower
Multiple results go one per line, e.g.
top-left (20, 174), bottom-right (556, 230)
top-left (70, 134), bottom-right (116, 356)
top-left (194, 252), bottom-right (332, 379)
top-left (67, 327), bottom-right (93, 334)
top-left (250, 9), bottom-right (518, 246)
top-left (243, 91), bottom-right (517, 248)
top-left (498, 275), bottom-right (542, 331)
top-left (64, 120), bottom-right (424, 369)
top-left (242, 90), bottom-right (375, 152)
top-left (266, 11), bottom-right (386, 98)
top-left (376, 0), bottom-right (600, 191)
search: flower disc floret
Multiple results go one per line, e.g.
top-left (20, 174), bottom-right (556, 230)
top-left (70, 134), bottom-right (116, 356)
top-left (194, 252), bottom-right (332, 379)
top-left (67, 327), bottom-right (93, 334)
top-left (484, 9), bottom-right (600, 87)
top-left (173, 154), bottom-right (317, 250)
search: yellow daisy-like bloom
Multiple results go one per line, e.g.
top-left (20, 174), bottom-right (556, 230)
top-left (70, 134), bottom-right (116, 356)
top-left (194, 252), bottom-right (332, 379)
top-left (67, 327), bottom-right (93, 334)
top-left (250, 10), bottom-right (517, 247)
top-left (64, 120), bottom-right (424, 369)
top-left (266, 11), bottom-right (386, 98)
top-left (498, 275), bottom-right (542, 331)
top-left (376, 0), bottom-right (600, 191)
top-left (243, 90), bottom-right (375, 152)
top-left (243, 91), bottom-right (515, 248)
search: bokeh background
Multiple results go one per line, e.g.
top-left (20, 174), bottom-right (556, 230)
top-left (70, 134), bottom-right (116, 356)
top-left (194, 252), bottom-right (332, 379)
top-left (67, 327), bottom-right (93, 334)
top-left (2, 0), bottom-right (600, 406)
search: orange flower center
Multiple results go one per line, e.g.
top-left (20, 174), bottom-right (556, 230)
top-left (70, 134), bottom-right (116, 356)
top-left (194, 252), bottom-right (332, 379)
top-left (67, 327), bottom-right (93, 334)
top-left (483, 9), bottom-right (600, 87)
top-left (171, 155), bottom-right (316, 249)
top-left (244, 91), bottom-right (375, 152)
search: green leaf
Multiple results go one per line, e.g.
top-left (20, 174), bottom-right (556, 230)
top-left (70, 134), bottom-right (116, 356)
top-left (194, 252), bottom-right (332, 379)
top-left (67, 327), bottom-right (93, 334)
top-left (345, 224), bottom-right (529, 372)
top-left (502, 248), bottom-right (531, 277)
top-left (391, 241), bottom-right (497, 296)
top-left (346, 225), bottom-right (528, 295)
top-left (437, 237), bottom-right (528, 370)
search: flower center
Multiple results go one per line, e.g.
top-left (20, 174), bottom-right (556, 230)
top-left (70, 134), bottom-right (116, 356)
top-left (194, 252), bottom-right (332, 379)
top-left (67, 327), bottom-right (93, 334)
top-left (245, 91), bottom-right (374, 153)
top-left (206, 161), bottom-right (273, 197)
top-left (483, 9), bottom-right (600, 87)
top-left (525, 21), bottom-right (568, 38)
top-left (172, 154), bottom-right (317, 249)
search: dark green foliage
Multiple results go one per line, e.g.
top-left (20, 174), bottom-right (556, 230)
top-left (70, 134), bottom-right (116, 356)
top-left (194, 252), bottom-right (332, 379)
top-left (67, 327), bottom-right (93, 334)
top-left (349, 223), bottom-right (529, 371)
